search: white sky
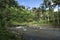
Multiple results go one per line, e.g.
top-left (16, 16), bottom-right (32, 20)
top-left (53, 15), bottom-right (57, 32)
top-left (54, 6), bottom-right (58, 12)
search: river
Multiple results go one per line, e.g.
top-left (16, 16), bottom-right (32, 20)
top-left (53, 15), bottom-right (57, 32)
top-left (9, 26), bottom-right (60, 40)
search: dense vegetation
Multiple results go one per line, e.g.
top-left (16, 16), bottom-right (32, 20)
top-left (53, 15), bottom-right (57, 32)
top-left (0, 0), bottom-right (60, 40)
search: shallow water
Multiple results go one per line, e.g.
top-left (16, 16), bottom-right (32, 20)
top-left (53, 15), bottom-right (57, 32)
top-left (23, 27), bottom-right (60, 40)
top-left (9, 26), bottom-right (60, 40)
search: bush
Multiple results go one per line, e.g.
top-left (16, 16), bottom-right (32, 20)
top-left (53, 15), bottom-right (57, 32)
top-left (0, 29), bottom-right (19, 40)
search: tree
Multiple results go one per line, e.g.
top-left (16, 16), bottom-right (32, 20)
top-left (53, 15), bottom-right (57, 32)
top-left (0, 0), bottom-right (21, 40)
top-left (52, 0), bottom-right (60, 24)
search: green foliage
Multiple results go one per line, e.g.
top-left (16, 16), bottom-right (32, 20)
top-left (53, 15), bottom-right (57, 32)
top-left (0, 0), bottom-right (21, 40)
top-left (0, 0), bottom-right (60, 40)
top-left (0, 30), bottom-right (19, 40)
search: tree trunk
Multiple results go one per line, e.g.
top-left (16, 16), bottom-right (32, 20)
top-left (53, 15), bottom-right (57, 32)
top-left (57, 5), bottom-right (59, 25)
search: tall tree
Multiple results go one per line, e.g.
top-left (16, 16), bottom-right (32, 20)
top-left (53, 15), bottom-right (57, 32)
top-left (0, 0), bottom-right (20, 40)
top-left (52, 0), bottom-right (60, 24)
